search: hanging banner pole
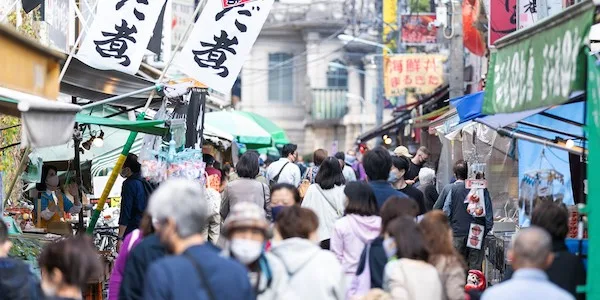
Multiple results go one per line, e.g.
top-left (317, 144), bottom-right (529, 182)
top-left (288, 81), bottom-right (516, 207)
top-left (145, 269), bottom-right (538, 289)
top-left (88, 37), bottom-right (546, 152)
top-left (86, 0), bottom-right (208, 235)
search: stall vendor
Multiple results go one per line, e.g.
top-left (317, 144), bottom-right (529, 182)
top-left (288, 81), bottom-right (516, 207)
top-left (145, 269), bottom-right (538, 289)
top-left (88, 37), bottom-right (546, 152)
top-left (33, 165), bottom-right (82, 228)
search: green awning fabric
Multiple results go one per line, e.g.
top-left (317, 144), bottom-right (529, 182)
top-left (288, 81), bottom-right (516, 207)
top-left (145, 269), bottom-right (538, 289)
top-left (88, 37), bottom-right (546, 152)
top-left (235, 111), bottom-right (290, 146)
top-left (483, 0), bottom-right (593, 114)
top-left (75, 114), bottom-right (167, 136)
top-left (205, 111), bottom-right (272, 148)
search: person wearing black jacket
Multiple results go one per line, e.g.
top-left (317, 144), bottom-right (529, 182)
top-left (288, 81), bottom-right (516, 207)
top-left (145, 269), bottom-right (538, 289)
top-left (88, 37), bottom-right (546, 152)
top-left (355, 196), bottom-right (419, 288)
top-left (0, 220), bottom-right (41, 300)
top-left (119, 233), bottom-right (166, 300)
top-left (433, 160), bottom-right (493, 271)
top-left (504, 201), bottom-right (586, 300)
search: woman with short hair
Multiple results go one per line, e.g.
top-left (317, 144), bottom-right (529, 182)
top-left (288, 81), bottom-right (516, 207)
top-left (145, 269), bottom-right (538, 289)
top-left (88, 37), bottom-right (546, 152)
top-left (271, 206), bottom-right (345, 300)
top-left (270, 183), bottom-right (302, 221)
top-left (222, 151), bottom-right (272, 221)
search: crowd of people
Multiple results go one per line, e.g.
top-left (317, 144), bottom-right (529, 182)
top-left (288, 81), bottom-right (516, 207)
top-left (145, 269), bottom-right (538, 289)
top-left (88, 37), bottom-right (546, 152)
top-left (0, 143), bottom-right (587, 300)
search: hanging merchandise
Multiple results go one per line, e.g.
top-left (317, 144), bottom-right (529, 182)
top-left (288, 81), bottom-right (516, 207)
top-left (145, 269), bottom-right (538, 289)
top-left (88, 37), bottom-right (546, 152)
top-left (22, 152), bottom-right (43, 183)
top-left (518, 149), bottom-right (566, 226)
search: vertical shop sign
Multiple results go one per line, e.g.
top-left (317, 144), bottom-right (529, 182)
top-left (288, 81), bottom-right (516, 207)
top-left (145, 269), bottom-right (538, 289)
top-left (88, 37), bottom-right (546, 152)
top-left (489, 0), bottom-right (517, 45)
top-left (175, 0), bottom-right (274, 93)
top-left (518, 0), bottom-right (563, 29)
top-left (78, 0), bottom-right (167, 74)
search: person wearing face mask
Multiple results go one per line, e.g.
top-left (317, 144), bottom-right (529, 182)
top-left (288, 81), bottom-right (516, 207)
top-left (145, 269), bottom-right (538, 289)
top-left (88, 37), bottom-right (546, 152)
top-left (118, 154), bottom-right (150, 245)
top-left (222, 202), bottom-right (290, 300)
top-left (38, 235), bottom-right (102, 300)
top-left (383, 216), bottom-right (443, 299)
top-left (270, 183), bottom-right (301, 221)
top-left (144, 179), bottom-right (254, 300)
top-left (271, 206), bottom-right (345, 300)
top-left (34, 165), bottom-right (82, 229)
top-left (389, 156), bottom-right (426, 216)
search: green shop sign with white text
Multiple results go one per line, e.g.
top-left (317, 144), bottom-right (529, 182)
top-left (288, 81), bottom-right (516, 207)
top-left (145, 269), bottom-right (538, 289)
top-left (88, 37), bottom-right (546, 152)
top-left (483, 3), bottom-right (593, 114)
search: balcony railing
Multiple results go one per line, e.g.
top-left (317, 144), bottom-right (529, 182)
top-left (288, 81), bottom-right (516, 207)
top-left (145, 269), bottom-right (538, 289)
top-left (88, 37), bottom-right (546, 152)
top-left (311, 88), bottom-right (348, 122)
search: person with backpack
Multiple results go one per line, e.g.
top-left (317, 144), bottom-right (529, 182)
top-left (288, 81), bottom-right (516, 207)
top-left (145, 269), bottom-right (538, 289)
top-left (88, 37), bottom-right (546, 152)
top-left (266, 144), bottom-right (301, 187)
top-left (118, 154), bottom-right (150, 247)
top-left (222, 202), bottom-right (290, 300)
top-left (271, 206), bottom-right (345, 300)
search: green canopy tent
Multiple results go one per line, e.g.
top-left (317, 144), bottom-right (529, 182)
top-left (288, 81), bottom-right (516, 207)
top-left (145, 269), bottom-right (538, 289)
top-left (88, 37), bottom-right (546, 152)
top-left (235, 111), bottom-right (290, 147)
top-left (204, 111), bottom-right (272, 148)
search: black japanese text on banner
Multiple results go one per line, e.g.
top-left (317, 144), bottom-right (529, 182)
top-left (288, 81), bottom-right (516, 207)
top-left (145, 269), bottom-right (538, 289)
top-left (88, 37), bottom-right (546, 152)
top-left (175, 0), bottom-right (274, 94)
top-left (77, 0), bottom-right (167, 74)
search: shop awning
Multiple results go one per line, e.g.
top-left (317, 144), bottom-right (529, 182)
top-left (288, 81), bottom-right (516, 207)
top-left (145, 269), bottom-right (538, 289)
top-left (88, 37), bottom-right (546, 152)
top-left (450, 91), bottom-right (485, 123)
top-left (204, 111), bottom-right (272, 148)
top-left (475, 107), bottom-right (549, 129)
top-left (60, 58), bottom-right (163, 109)
top-left (75, 114), bottom-right (167, 136)
top-left (235, 111), bottom-right (290, 146)
top-left (357, 85), bottom-right (450, 144)
top-left (482, 0), bottom-right (593, 114)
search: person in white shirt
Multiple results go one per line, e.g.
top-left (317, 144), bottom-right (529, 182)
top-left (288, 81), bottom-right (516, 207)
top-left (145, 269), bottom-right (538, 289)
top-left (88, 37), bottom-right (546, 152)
top-left (267, 144), bottom-right (302, 187)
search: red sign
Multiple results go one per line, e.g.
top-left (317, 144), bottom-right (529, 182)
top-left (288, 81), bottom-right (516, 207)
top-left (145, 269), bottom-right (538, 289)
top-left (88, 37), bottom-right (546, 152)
top-left (222, 0), bottom-right (257, 8)
top-left (401, 14), bottom-right (437, 44)
top-left (489, 0), bottom-right (517, 45)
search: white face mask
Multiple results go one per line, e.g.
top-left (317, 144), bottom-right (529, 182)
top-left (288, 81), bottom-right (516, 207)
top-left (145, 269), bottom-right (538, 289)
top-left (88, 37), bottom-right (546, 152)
top-left (230, 239), bottom-right (263, 265)
top-left (46, 175), bottom-right (59, 188)
top-left (383, 237), bottom-right (397, 259)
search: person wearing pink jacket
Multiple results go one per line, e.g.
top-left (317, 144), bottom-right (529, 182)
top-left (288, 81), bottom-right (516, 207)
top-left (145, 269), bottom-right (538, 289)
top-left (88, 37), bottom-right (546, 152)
top-left (330, 181), bottom-right (381, 286)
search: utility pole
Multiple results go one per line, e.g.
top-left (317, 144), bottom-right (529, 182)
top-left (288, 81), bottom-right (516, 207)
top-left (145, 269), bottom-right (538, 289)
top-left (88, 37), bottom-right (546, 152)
top-left (448, 0), bottom-right (464, 99)
top-left (375, 0), bottom-right (385, 146)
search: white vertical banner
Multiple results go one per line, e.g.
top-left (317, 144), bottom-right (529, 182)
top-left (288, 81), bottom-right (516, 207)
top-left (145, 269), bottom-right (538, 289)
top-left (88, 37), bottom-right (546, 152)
top-left (175, 0), bottom-right (274, 93)
top-left (77, 0), bottom-right (167, 74)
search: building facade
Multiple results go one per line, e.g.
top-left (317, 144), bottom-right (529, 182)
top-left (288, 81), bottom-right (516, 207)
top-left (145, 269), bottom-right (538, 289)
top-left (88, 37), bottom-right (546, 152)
top-left (240, 0), bottom-right (391, 154)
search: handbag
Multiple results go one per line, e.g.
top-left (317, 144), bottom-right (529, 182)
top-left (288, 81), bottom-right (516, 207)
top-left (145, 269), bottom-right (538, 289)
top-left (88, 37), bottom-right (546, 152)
top-left (298, 167), bottom-right (313, 199)
top-left (347, 243), bottom-right (372, 299)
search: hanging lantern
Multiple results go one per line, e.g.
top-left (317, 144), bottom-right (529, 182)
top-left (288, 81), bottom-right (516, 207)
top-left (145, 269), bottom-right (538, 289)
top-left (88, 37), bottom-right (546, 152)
top-left (463, 0), bottom-right (487, 56)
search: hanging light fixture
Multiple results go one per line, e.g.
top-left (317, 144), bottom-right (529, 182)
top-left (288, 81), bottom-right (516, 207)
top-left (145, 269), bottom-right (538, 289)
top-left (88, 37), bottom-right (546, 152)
top-left (93, 130), bottom-right (105, 148)
top-left (82, 135), bottom-right (95, 150)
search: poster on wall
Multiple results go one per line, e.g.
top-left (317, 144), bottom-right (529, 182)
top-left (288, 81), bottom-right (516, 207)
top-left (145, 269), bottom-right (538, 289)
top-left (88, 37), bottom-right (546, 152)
top-left (489, 0), bottom-right (517, 45)
top-left (401, 14), bottom-right (438, 45)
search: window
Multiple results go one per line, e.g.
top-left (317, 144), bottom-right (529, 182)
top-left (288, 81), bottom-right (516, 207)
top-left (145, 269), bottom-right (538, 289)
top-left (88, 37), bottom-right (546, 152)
top-left (327, 60), bottom-right (348, 89)
top-left (268, 53), bottom-right (294, 102)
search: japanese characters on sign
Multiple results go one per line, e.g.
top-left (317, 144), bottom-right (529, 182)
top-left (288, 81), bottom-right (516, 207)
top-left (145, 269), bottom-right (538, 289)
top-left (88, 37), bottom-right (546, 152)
top-left (223, 0), bottom-right (258, 9)
top-left (383, 54), bottom-right (446, 97)
top-left (517, 0), bottom-right (563, 29)
top-left (401, 14), bottom-right (437, 45)
top-left (482, 8), bottom-right (593, 114)
top-left (175, 0), bottom-right (274, 93)
top-left (78, 0), bottom-right (167, 74)
top-left (489, 0), bottom-right (517, 45)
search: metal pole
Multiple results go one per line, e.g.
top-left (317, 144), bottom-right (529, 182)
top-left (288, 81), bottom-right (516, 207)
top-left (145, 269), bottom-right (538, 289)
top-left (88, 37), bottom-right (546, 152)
top-left (448, 0), bottom-right (464, 99)
top-left (3, 147), bottom-right (30, 207)
top-left (81, 85), bottom-right (160, 109)
top-left (186, 90), bottom-right (201, 148)
top-left (198, 89), bottom-right (208, 148)
top-left (71, 96), bottom-right (85, 232)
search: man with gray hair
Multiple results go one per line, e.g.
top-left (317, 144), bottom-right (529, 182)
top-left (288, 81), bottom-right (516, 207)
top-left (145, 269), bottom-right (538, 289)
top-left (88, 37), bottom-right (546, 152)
top-left (482, 227), bottom-right (574, 300)
top-left (143, 179), bottom-right (254, 300)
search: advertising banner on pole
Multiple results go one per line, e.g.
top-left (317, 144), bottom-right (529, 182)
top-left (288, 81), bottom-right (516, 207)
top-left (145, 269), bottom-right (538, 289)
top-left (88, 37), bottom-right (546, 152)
top-left (400, 14), bottom-right (438, 45)
top-left (175, 0), bottom-right (274, 94)
top-left (77, 0), bottom-right (167, 74)
top-left (384, 54), bottom-right (446, 97)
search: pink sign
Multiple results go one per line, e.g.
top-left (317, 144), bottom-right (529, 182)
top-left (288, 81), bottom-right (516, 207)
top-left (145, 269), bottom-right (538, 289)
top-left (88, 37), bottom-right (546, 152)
top-left (489, 0), bottom-right (517, 45)
top-left (222, 0), bottom-right (257, 8)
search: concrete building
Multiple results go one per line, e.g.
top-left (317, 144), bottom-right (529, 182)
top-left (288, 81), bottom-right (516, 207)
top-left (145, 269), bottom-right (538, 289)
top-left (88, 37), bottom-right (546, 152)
top-left (239, 0), bottom-right (391, 154)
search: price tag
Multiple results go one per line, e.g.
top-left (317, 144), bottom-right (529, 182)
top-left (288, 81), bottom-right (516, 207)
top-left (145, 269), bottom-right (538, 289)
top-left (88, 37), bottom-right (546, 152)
top-left (466, 179), bottom-right (487, 189)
